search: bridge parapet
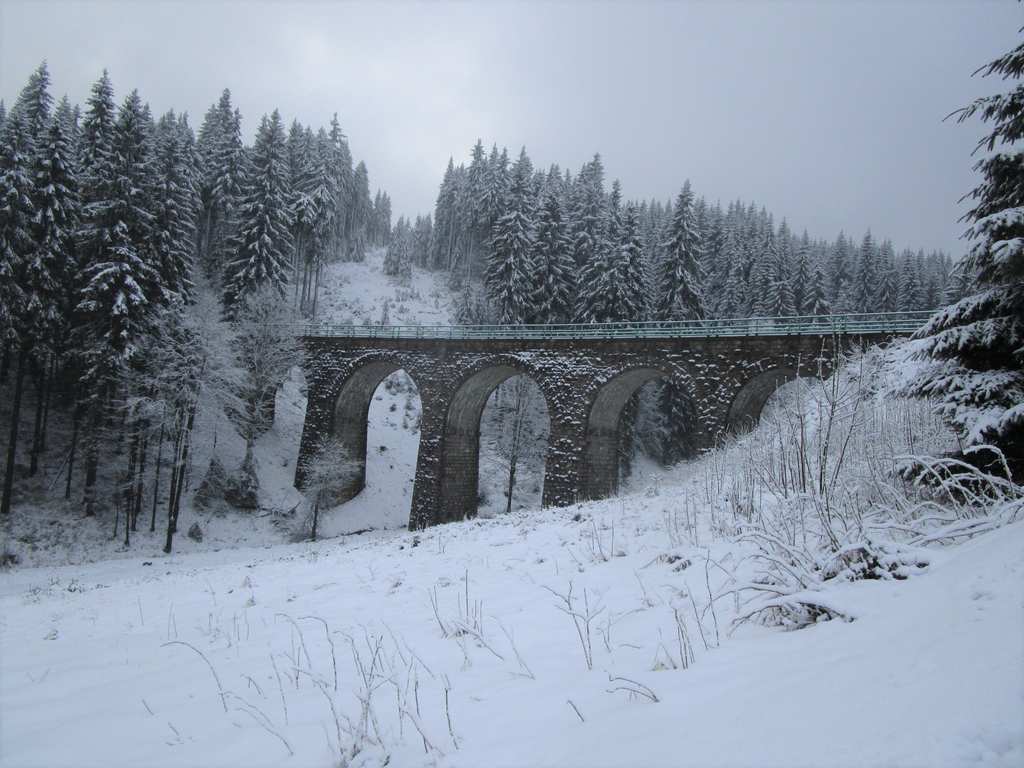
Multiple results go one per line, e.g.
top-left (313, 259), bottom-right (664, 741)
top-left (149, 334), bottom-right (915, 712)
top-left (296, 311), bottom-right (934, 342)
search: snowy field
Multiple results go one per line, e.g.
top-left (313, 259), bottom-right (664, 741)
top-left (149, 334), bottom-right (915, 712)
top-left (2, 489), bottom-right (1021, 768)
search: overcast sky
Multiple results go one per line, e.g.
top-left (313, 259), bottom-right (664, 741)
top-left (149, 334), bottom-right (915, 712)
top-left (1, 1), bottom-right (1019, 255)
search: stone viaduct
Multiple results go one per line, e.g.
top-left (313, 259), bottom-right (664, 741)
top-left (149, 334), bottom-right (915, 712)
top-left (294, 317), bottom-right (922, 530)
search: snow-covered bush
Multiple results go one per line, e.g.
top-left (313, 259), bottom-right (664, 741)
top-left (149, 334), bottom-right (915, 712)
top-left (299, 437), bottom-right (360, 540)
top-left (688, 344), bottom-right (1021, 629)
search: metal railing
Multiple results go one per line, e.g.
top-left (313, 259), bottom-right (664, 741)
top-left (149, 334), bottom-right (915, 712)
top-left (295, 310), bottom-right (934, 341)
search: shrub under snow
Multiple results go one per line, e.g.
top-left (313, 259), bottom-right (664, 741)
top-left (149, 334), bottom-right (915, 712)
top-left (666, 342), bottom-right (1022, 629)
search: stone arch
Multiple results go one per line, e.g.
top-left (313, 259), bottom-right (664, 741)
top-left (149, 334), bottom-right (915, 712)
top-left (439, 358), bottom-right (553, 523)
top-left (328, 355), bottom-right (420, 505)
top-left (580, 365), bottom-right (698, 500)
top-left (725, 366), bottom-right (804, 434)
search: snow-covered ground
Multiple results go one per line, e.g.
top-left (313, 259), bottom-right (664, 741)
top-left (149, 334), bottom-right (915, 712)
top-left (3, 251), bottom-right (1022, 767)
top-left (2, 487), bottom-right (1021, 768)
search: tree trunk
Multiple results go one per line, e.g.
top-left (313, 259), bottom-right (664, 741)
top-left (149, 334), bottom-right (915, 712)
top-left (0, 342), bottom-right (10, 384)
top-left (125, 426), bottom-right (139, 532)
top-left (164, 396), bottom-right (199, 553)
top-left (28, 356), bottom-right (47, 477)
top-left (150, 420), bottom-right (164, 533)
top-left (301, 259), bottom-right (312, 313)
top-left (133, 427), bottom-right (148, 529)
top-left (122, 475), bottom-right (131, 548)
top-left (40, 354), bottom-right (55, 455)
top-left (293, 230), bottom-right (304, 309)
top-left (1, 349), bottom-right (28, 516)
top-left (65, 408), bottom-right (79, 500)
top-left (163, 425), bottom-right (183, 554)
top-left (82, 410), bottom-right (100, 517)
top-left (504, 461), bottom-right (517, 516)
top-left (311, 493), bottom-right (320, 542)
top-left (311, 260), bottom-right (322, 318)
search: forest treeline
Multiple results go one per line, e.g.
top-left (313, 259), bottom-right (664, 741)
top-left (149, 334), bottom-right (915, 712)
top-left (385, 141), bottom-right (960, 326)
top-left (0, 63), bottom-right (389, 548)
top-left (383, 142), bottom-right (962, 471)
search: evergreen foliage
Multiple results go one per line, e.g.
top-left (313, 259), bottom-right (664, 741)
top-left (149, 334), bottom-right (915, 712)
top-left (222, 110), bottom-right (293, 315)
top-left (656, 181), bottom-right (704, 321)
top-left (485, 153), bottom-right (535, 324)
top-left (530, 188), bottom-right (574, 322)
top-left (909, 36), bottom-right (1024, 460)
top-left (0, 63), bottom-right (386, 529)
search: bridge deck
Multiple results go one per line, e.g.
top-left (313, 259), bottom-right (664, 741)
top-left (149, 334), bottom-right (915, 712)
top-left (297, 311), bottom-right (932, 341)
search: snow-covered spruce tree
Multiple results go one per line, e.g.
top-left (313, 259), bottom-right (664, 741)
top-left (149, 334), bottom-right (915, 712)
top-left (485, 152), bottom-right (536, 324)
top-left (764, 223), bottom-right (796, 317)
top-left (327, 114), bottom-right (354, 255)
top-left (853, 231), bottom-right (878, 313)
top-left (656, 181), bottom-right (705, 321)
top-left (56, 98), bottom-right (81, 156)
top-left (747, 219), bottom-right (774, 316)
top-left (569, 154), bottom-right (606, 272)
top-left (463, 139), bottom-right (490, 268)
top-left (791, 233), bottom-right (813, 315)
top-left (151, 110), bottom-right (198, 303)
top-left (898, 249), bottom-right (923, 310)
top-left (574, 179), bottom-right (632, 325)
top-left (411, 214), bottom-right (433, 268)
top-left (307, 128), bottom-right (342, 314)
top-left (653, 183), bottom-right (704, 464)
top-left (717, 224), bottom-right (747, 317)
top-left (345, 160), bottom-right (372, 262)
top-left (196, 90), bottom-right (246, 276)
top-left (573, 238), bottom-right (612, 323)
top-left (609, 204), bottom-right (650, 479)
top-left (618, 203), bottom-right (649, 321)
top-left (372, 190), bottom-right (392, 247)
top-left (828, 231), bottom-right (853, 307)
top-left (11, 62), bottom-right (53, 142)
top-left (0, 111), bottom-right (37, 516)
top-left (286, 121), bottom-right (313, 290)
top-left (24, 113), bottom-right (81, 475)
top-left (384, 216), bottom-right (412, 279)
top-left (289, 126), bottom-right (335, 315)
top-left (222, 110), bottom-right (293, 317)
top-left (943, 257), bottom-right (974, 305)
top-left (76, 80), bottom-right (162, 516)
top-left (874, 240), bottom-right (899, 313)
top-left (432, 158), bottom-right (460, 270)
top-left (805, 264), bottom-right (832, 315)
top-left (483, 145), bottom-right (510, 226)
top-left (606, 179), bottom-right (623, 245)
top-left (907, 37), bottom-right (1024, 467)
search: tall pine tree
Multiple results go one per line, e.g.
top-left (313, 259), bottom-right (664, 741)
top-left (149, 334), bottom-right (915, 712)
top-left (909, 36), bottom-right (1024, 463)
top-left (485, 151), bottom-right (535, 324)
top-left (656, 181), bottom-right (704, 321)
top-left (222, 110), bottom-right (293, 315)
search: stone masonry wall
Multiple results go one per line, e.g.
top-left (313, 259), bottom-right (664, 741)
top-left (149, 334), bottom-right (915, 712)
top-left (295, 333), bottom-right (884, 529)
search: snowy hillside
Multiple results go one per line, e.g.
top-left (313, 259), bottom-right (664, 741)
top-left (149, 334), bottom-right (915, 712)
top-left (2, 480), bottom-right (1020, 768)
top-left (1, 250), bottom-right (456, 567)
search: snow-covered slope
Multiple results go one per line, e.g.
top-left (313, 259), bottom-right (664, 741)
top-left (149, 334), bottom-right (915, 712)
top-left (1, 250), bottom-right (455, 567)
top-left (1, 494), bottom-right (1020, 768)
